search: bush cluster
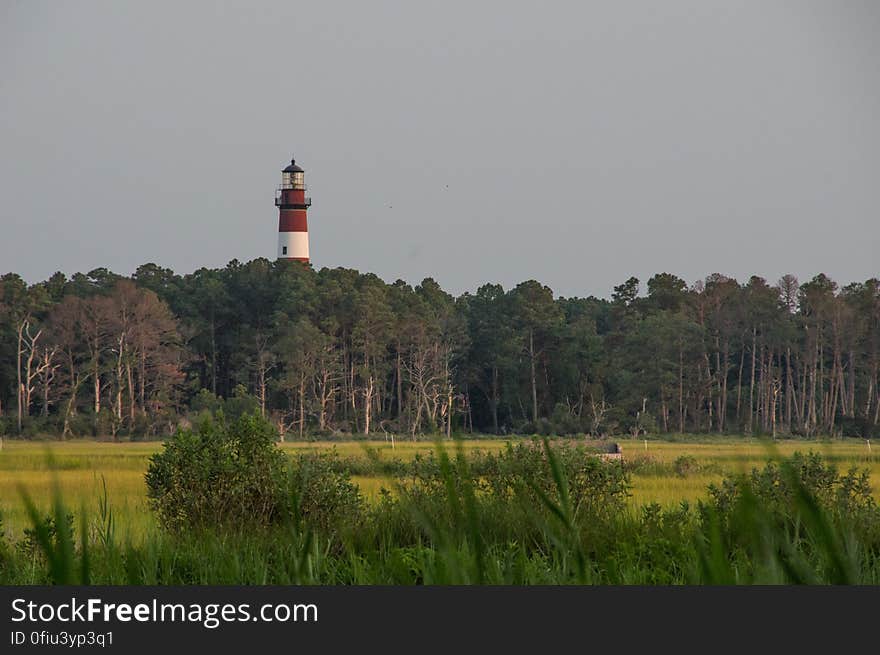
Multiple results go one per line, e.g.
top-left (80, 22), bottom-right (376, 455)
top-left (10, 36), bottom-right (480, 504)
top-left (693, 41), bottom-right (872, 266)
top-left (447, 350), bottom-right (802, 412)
top-left (145, 413), bottom-right (289, 532)
top-left (289, 452), bottom-right (364, 534)
top-left (705, 451), bottom-right (876, 518)
top-left (6, 435), bottom-right (880, 584)
top-left (146, 412), bottom-right (365, 535)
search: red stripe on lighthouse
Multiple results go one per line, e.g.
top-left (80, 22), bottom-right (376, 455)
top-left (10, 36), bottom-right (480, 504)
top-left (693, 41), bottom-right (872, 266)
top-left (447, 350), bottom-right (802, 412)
top-left (279, 211), bottom-right (308, 232)
top-left (281, 189), bottom-right (306, 204)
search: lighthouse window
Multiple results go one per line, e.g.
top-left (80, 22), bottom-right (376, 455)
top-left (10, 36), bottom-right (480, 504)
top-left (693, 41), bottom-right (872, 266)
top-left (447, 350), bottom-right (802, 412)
top-left (282, 246), bottom-right (288, 255)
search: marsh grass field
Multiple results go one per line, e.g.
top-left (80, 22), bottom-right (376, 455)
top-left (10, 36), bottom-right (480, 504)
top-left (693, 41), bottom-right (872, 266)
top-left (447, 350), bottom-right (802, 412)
top-left (2, 436), bottom-right (879, 544)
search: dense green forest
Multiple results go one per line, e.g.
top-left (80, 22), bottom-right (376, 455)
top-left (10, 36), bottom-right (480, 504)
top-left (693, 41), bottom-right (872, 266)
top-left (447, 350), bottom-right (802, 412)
top-left (1, 261), bottom-right (878, 439)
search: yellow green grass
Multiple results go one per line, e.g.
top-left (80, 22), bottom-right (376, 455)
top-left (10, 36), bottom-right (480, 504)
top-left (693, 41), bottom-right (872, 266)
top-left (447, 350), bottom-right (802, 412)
top-left (2, 438), bottom-right (879, 542)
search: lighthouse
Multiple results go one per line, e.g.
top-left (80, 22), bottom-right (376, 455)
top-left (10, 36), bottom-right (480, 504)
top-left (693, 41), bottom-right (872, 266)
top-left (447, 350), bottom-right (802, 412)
top-left (275, 157), bottom-right (311, 263)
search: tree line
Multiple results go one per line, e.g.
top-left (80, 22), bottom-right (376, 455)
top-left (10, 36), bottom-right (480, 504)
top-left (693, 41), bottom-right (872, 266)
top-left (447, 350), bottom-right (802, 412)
top-left (1, 260), bottom-right (878, 439)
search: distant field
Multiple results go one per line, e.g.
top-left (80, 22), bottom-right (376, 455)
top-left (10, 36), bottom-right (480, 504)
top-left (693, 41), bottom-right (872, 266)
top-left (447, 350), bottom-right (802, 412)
top-left (1, 437), bottom-right (878, 542)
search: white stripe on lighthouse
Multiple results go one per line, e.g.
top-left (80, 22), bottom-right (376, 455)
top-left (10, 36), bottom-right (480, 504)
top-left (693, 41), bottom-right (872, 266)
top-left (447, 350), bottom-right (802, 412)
top-left (278, 231), bottom-right (309, 260)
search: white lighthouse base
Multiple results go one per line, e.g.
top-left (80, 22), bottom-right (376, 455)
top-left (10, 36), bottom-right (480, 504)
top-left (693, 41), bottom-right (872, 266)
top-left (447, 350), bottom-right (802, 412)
top-left (278, 231), bottom-right (309, 260)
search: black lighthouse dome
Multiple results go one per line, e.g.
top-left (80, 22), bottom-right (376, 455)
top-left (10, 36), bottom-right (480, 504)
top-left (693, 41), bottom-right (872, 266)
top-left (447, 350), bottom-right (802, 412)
top-left (283, 158), bottom-right (304, 173)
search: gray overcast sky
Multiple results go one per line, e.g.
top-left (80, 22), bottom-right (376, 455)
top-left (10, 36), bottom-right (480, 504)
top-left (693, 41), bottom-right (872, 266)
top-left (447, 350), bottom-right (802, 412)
top-left (2, 1), bottom-right (878, 298)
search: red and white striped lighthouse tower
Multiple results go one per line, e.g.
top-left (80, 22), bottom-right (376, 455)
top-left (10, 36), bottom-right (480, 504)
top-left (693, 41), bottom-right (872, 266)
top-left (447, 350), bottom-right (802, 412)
top-left (275, 156), bottom-right (311, 262)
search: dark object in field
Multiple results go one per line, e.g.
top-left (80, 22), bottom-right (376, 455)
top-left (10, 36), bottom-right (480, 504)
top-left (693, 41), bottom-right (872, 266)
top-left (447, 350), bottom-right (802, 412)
top-left (597, 442), bottom-right (623, 461)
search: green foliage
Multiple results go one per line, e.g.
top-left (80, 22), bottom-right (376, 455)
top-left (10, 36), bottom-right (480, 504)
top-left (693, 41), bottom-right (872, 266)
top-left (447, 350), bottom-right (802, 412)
top-left (289, 452), bottom-right (364, 534)
top-left (145, 413), bottom-right (289, 532)
top-left (705, 451), bottom-right (875, 518)
top-left (696, 452), bottom-right (880, 583)
top-left (16, 511), bottom-right (75, 560)
top-left (189, 387), bottom-right (260, 422)
top-left (483, 441), bottom-right (630, 519)
top-left (223, 386), bottom-right (262, 419)
top-left (838, 416), bottom-right (880, 439)
top-left (396, 440), bottom-right (630, 517)
top-left (380, 439), bottom-right (630, 575)
top-left (189, 388), bottom-right (223, 414)
top-left (15, 488), bottom-right (89, 584)
top-left (673, 454), bottom-right (700, 477)
top-left (3, 261), bottom-right (880, 441)
top-left (3, 449), bottom-right (880, 584)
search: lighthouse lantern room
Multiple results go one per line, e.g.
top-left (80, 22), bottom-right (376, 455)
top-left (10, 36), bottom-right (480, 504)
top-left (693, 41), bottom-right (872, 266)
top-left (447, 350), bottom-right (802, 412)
top-left (275, 156), bottom-right (311, 262)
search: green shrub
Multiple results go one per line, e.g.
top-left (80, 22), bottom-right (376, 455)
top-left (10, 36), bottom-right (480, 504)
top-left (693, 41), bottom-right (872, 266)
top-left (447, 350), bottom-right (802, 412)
top-left (549, 403), bottom-right (582, 435)
top-left (705, 451), bottom-right (875, 518)
top-left (673, 454), bottom-right (700, 477)
top-left (188, 387), bottom-right (261, 423)
top-left (15, 512), bottom-right (75, 560)
top-left (65, 412), bottom-right (95, 438)
top-left (838, 416), bottom-right (880, 439)
top-left (487, 441), bottom-right (630, 518)
top-left (400, 440), bottom-right (630, 520)
top-left (289, 452), bottom-right (364, 534)
top-left (6, 448), bottom-right (880, 585)
top-left (190, 388), bottom-right (223, 414)
top-left (693, 452), bottom-right (880, 584)
top-left (145, 412), bottom-right (289, 532)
